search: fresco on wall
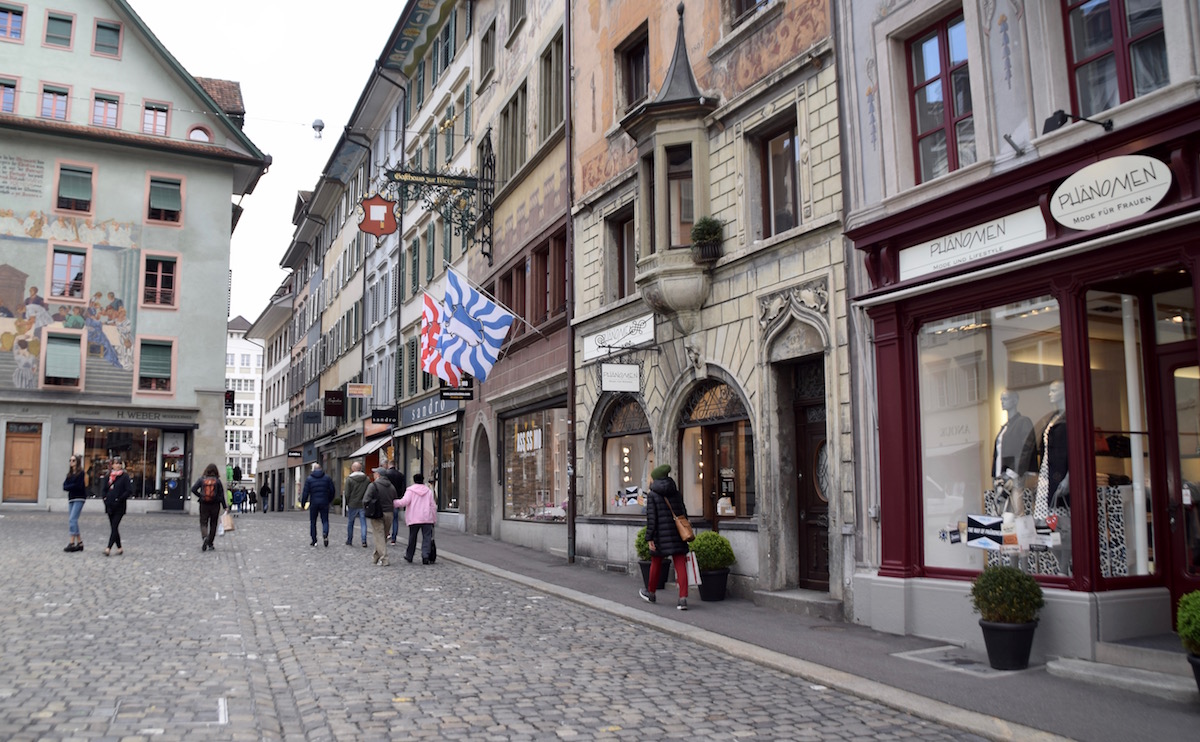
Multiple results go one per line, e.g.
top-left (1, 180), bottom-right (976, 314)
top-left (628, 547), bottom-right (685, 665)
top-left (0, 211), bottom-right (140, 391)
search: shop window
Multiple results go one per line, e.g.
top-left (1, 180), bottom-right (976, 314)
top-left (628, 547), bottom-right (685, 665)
top-left (91, 93), bottom-right (119, 128)
top-left (41, 85), bottom-right (68, 120)
top-left (666, 146), bottom-right (694, 248)
top-left (503, 407), bottom-right (569, 521)
top-left (678, 381), bottom-right (755, 518)
top-left (82, 426), bottom-right (173, 499)
top-left (907, 12), bottom-right (974, 183)
top-left (0, 5), bottom-right (23, 40)
top-left (618, 29), bottom-right (649, 112)
top-left (1152, 285), bottom-right (1195, 346)
top-left (93, 20), bottom-right (120, 57)
top-left (45, 13), bottom-right (72, 47)
top-left (603, 396), bottom-right (653, 515)
top-left (147, 177), bottom-right (182, 223)
top-left (136, 338), bottom-right (174, 392)
top-left (142, 255), bottom-right (177, 306)
top-left (917, 296), bottom-right (1072, 576)
top-left (437, 425), bottom-right (459, 510)
top-left (57, 165), bottom-right (93, 212)
top-left (142, 101), bottom-right (168, 135)
top-left (1087, 289), bottom-right (1153, 578)
top-left (1, 78), bottom-right (15, 113)
top-left (1063, 0), bottom-right (1166, 119)
top-left (42, 332), bottom-right (83, 388)
top-left (50, 246), bottom-right (87, 299)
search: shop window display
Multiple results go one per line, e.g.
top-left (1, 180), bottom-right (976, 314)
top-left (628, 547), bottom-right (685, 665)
top-left (603, 395), bottom-right (653, 515)
top-left (79, 425), bottom-right (180, 499)
top-left (677, 381), bottom-right (755, 519)
top-left (918, 296), bottom-right (1073, 575)
top-left (504, 407), bottom-right (569, 521)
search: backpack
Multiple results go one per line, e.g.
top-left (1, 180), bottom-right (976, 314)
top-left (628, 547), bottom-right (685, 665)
top-left (199, 477), bottom-right (220, 504)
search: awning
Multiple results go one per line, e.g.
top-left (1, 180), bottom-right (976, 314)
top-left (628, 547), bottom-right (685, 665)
top-left (348, 435), bottom-right (392, 458)
top-left (394, 412), bottom-right (458, 438)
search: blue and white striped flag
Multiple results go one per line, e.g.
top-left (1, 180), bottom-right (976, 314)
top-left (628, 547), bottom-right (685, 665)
top-left (437, 269), bottom-right (515, 382)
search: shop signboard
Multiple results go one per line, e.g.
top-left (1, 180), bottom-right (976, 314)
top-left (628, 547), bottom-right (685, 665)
top-left (583, 313), bottom-right (655, 361)
top-left (1050, 155), bottom-right (1171, 231)
top-left (899, 207), bottom-right (1046, 281)
top-left (347, 383), bottom-right (373, 398)
top-left (601, 363), bottom-right (639, 392)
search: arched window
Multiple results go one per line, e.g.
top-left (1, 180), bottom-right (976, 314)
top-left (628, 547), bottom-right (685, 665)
top-left (603, 394), bottom-right (652, 515)
top-left (678, 380), bottom-right (755, 518)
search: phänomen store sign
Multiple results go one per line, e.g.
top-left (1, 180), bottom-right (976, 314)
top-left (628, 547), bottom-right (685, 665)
top-left (1049, 154), bottom-right (1172, 231)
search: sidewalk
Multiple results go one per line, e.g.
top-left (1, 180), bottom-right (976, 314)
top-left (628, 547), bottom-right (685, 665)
top-left (429, 527), bottom-right (1199, 742)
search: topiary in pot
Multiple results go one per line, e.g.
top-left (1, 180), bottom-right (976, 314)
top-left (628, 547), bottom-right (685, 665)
top-left (969, 565), bottom-right (1044, 623)
top-left (635, 526), bottom-right (651, 562)
top-left (635, 526), bottom-right (668, 589)
top-left (689, 216), bottom-right (724, 263)
top-left (689, 530), bottom-right (735, 572)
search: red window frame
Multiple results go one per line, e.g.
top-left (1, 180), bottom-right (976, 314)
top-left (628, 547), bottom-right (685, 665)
top-left (92, 94), bottom-right (118, 127)
top-left (906, 13), bottom-right (972, 184)
top-left (1062, 0), bottom-right (1166, 119)
top-left (142, 102), bottom-right (168, 135)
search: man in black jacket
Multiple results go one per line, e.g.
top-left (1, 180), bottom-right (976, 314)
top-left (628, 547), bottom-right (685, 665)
top-left (383, 462), bottom-right (406, 544)
top-left (301, 463), bottom-right (336, 546)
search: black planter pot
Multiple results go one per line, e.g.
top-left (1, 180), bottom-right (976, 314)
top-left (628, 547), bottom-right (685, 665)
top-left (1188, 653), bottom-right (1200, 696)
top-left (696, 568), bottom-right (730, 601)
top-left (979, 619), bottom-right (1038, 670)
top-left (638, 560), bottom-right (670, 590)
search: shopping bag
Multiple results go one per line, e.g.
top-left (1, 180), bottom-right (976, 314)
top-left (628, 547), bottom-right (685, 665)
top-left (216, 518), bottom-right (225, 537)
top-left (685, 551), bottom-right (702, 585)
top-left (221, 512), bottom-right (235, 532)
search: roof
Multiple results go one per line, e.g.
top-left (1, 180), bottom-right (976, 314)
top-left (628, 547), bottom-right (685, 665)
top-left (196, 77), bottom-right (247, 118)
top-left (227, 315), bottom-right (252, 332)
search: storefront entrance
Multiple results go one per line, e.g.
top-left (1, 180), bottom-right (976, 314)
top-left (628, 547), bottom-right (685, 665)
top-left (792, 359), bottom-right (829, 590)
top-left (1158, 351), bottom-right (1200, 614)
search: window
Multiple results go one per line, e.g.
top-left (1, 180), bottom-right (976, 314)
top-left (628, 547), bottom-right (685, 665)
top-left (666, 146), bottom-right (693, 248)
top-left (481, 21), bottom-right (496, 79)
top-left (147, 177), bottom-right (182, 222)
top-left (603, 397), bottom-right (653, 515)
top-left (56, 165), bottom-right (92, 212)
top-left (908, 13), bottom-right (975, 183)
top-left (499, 84), bottom-right (527, 182)
top-left (143, 256), bottom-right (177, 305)
top-left (93, 20), bottom-right (120, 56)
top-left (45, 13), bottom-right (71, 47)
top-left (91, 93), bottom-right (119, 127)
top-left (425, 222), bottom-right (435, 281)
top-left (410, 238), bottom-right (420, 294)
top-left (442, 217), bottom-right (452, 264)
top-left (41, 85), bottom-right (68, 120)
top-left (439, 14), bottom-right (456, 71)
top-left (137, 339), bottom-right (173, 392)
top-left (531, 233), bottom-right (566, 324)
top-left (610, 209), bottom-right (636, 301)
top-left (240, 353), bottom-right (251, 367)
top-left (620, 32), bottom-right (650, 111)
top-left (188, 127), bottom-right (212, 142)
top-left (51, 247), bottom-right (86, 298)
top-left (1, 78), bottom-right (14, 112)
top-left (142, 102), bottom-right (168, 136)
top-left (731, 0), bottom-right (768, 28)
top-left (539, 32), bottom-right (564, 140)
top-left (762, 123), bottom-right (800, 237)
top-left (226, 353), bottom-right (235, 366)
top-left (0, 5), bottom-right (22, 40)
top-left (510, 0), bottom-right (527, 32)
top-left (443, 104), bottom-right (455, 160)
top-left (416, 59), bottom-right (425, 108)
top-left (43, 333), bottom-right (83, 388)
top-left (1064, 0), bottom-right (1167, 119)
top-left (407, 336), bottom-right (419, 396)
top-left (503, 408), bottom-right (569, 521)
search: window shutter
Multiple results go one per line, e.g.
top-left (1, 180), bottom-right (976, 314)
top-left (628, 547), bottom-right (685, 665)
top-left (46, 336), bottom-right (80, 379)
top-left (140, 341), bottom-right (172, 377)
top-left (149, 180), bottom-right (181, 210)
top-left (426, 222), bottom-right (435, 280)
top-left (59, 167), bottom-right (93, 201)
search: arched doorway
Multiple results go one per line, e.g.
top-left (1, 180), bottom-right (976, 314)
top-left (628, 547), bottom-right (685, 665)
top-left (676, 380), bottom-right (754, 524)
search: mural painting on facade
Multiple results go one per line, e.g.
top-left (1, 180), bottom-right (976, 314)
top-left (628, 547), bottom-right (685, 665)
top-left (0, 211), bottom-right (140, 389)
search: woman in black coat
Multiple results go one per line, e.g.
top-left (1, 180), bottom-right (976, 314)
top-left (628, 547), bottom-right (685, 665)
top-left (102, 458), bottom-right (132, 555)
top-left (640, 464), bottom-right (691, 610)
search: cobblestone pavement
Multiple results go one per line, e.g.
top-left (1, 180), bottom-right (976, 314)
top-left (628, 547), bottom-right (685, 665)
top-left (0, 511), bottom-right (989, 741)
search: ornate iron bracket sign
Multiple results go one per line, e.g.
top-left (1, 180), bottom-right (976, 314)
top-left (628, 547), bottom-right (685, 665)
top-left (384, 129), bottom-right (496, 266)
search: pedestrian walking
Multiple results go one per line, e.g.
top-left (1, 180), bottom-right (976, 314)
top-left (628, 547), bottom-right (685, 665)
top-left (384, 462), bottom-right (406, 544)
top-left (300, 463), bottom-right (336, 547)
top-left (191, 463), bottom-right (226, 552)
top-left (102, 458), bottom-right (132, 556)
top-left (343, 461), bottom-right (369, 547)
top-left (396, 472), bottom-right (436, 564)
top-left (639, 464), bottom-right (690, 610)
top-left (259, 481), bottom-right (272, 513)
top-left (363, 467), bottom-right (397, 566)
top-left (63, 454), bottom-right (87, 552)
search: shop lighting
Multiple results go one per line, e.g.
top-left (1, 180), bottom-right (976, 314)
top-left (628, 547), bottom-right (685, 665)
top-left (1042, 109), bottom-right (1113, 134)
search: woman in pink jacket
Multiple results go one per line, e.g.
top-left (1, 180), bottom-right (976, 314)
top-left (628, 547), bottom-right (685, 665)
top-left (395, 473), bottom-right (437, 564)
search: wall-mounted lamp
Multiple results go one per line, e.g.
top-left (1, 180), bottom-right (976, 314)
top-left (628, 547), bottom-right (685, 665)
top-left (1042, 109), bottom-right (1113, 134)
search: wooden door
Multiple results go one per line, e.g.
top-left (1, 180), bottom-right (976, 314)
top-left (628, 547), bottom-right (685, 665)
top-left (3, 424), bottom-right (42, 502)
top-left (795, 405), bottom-right (829, 590)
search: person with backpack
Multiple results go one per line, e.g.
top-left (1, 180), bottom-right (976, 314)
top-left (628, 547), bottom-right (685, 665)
top-left (191, 462), bottom-right (227, 552)
top-left (102, 458), bottom-right (133, 556)
top-left (363, 467), bottom-right (398, 566)
top-left (300, 463), bottom-right (336, 547)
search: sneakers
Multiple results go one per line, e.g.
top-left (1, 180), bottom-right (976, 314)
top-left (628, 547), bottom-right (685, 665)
top-left (422, 558), bottom-right (430, 564)
top-left (201, 543), bottom-right (208, 552)
top-left (362, 542), bottom-right (368, 548)
top-left (311, 540), bottom-right (317, 547)
top-left (404, 556), bottom-right (413, 563)
top-left (677, 598), bottom-right (688, 611)
top-left (639, 588), bottom-right (656, 603)
top-left (323, 536), bottom-right (329, 547)
top-left (345, 539), bottom-right (352, 546)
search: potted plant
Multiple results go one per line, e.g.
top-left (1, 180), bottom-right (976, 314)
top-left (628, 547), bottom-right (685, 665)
top-left (689, 530), bottom-right (736, 601)
top-left (1176, 590), bottom-right (1200, 694)
top-left (634, 527), bottom-right (669, 590)
top-left (690, 216), bottom-right (724, 264)
top-left (969, 565), bottom-right (1045, 670)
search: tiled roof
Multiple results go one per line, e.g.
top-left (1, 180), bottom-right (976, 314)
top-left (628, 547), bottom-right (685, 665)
top-left (196, 77), bottom-right (246, 116)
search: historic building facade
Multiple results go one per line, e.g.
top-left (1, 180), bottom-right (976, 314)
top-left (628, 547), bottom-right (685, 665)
top-left (838, 1), bottom-right (1200, 661)
top-left (0, 0), bottom-right (268, 511)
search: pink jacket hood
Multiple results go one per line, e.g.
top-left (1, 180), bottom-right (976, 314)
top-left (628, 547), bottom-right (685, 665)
top-left (396, 483), bottom-right (437, 524)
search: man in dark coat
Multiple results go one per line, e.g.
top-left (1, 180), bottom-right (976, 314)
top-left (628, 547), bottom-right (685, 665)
top-left (383, 462), bottom-right (406, 544)
top-left (640, 464), bottom-right (691, 610)
top-left (301, 463), bottom-right (336, 547)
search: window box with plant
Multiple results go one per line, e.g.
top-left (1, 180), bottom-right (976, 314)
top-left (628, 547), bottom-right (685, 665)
top-left (689, 530), bottom-right (735, 601)
top-left (969, 565), bottom-right (1044, 670)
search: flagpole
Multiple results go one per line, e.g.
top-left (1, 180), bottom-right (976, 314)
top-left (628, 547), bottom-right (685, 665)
top-left (441, 262), bottom-right (548, 339)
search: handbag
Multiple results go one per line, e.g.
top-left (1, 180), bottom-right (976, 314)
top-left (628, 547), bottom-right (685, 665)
top-left (664, 497), bottom-right (694, 542)
top-left (221, 512), bottom-right (235, 532)
top-left (685, 551), bottom-right (703, 585)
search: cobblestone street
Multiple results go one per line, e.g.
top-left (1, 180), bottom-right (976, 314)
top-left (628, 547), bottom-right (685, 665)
top-left (0, 510), bottom-right (988, 741)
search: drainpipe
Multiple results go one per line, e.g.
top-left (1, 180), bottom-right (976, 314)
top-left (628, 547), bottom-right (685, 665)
top-left (565, 0), bottom-right (577, 563)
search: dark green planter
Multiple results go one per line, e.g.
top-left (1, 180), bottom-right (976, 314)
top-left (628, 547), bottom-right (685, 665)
top-left (697, 568), bottom-right (730, 601)
top-left (979, 619), bottom-right (1038, 670)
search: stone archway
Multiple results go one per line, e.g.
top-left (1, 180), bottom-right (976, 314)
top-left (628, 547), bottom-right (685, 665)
top-left (471, 425), bottom-right (494, 536)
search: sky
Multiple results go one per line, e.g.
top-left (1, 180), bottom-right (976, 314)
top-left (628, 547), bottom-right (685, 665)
top-left (128, 0), bottom-right (405, 324)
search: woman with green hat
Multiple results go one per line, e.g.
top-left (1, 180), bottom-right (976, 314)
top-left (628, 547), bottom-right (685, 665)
top-left (639, 464), bottom-right (691, 610)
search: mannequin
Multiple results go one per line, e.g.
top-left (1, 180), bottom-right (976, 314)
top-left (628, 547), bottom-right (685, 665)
top-left (993, 389), bottom-right (1037, 480)
top-left (1035, 380), bottom-right (1069, 515)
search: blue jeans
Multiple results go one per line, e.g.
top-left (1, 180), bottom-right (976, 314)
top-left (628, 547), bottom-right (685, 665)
top-left (346, 507), bottom-right (366, 542)
top-left (309, 503), bottom-right (330, 543)
top-left (390, 508), bottom-right (402, 541)
top-left (67, 500), bottom-right (84, 536)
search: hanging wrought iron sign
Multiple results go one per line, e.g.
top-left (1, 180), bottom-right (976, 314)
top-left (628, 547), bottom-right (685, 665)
top-left (356, 192), bottom-right (399, 236)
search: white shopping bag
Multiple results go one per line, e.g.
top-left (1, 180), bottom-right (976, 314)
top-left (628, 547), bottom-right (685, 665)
top-left (217, 518), bottom-right (225, 537)
top-left (685, 551), bottom-right (702, 585)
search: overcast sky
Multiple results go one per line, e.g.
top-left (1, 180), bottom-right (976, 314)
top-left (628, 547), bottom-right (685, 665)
top-left (129, 1), bottom-right (403, 323)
